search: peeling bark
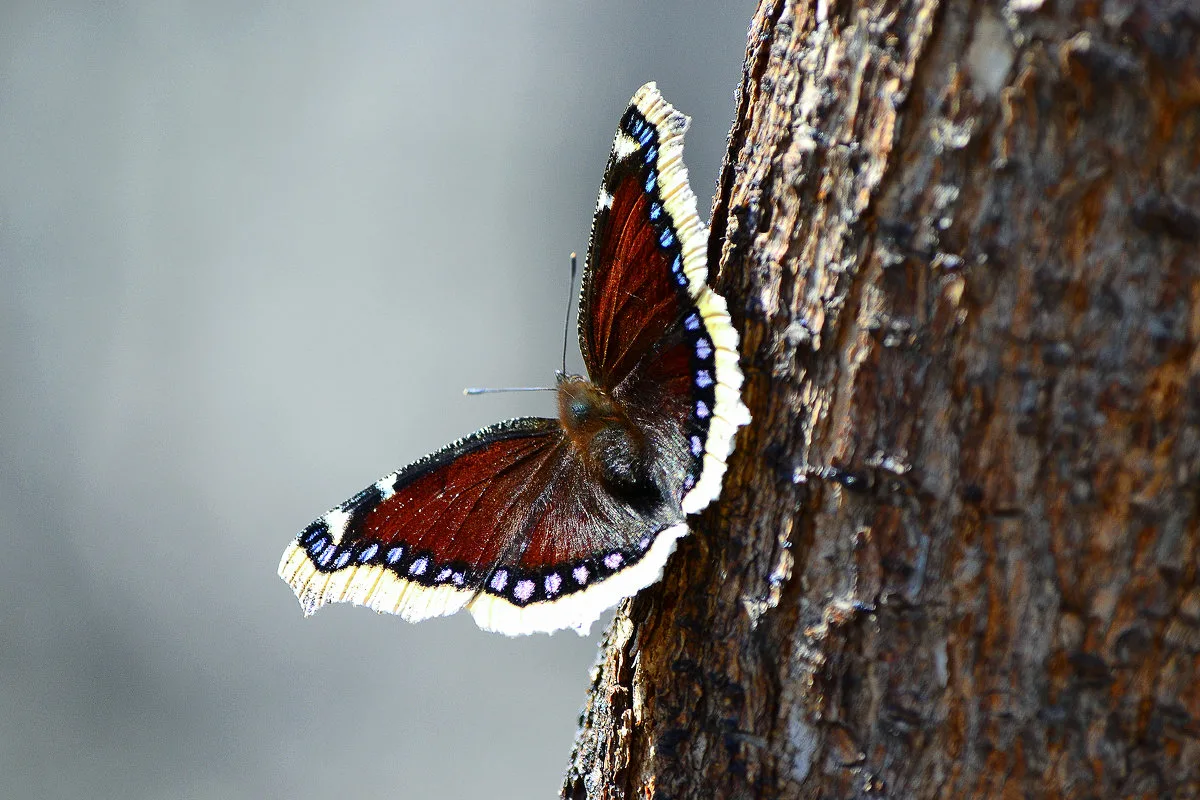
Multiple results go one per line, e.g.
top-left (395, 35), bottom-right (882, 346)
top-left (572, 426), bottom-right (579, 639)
top-left (564, 2), bottom-right (1200, 798)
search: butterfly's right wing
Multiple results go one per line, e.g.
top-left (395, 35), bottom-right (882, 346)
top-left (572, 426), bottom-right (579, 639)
top-left (577, 83), bottom-right (750, 514)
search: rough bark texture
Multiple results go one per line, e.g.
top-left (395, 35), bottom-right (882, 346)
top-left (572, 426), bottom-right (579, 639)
top-left (564, 2), bottom-right (1200, 798)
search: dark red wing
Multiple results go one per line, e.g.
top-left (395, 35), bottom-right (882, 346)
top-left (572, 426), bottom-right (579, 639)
top-left (579, 152), bottom-right (686, 390)
top-left (278, 414), bottom-right (690, 635)
top-left (577, 85), bottom-right (750, 515)
top-left (469, 439), bottom-right (689, 635)
top-left (578, 99), bottom-right (704, 393)
top-left (279, 417), bottom-right (567, 623)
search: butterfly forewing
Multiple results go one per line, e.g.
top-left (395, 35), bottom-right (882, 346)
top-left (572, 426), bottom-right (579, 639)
top-left (279, 418), bottom-right (564, 622)
top-left (578, 84), bottom-right (750, 514)
top-left (580, 149), bottom-right (685, 391)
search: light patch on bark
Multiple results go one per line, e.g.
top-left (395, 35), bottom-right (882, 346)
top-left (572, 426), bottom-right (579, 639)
top-left (967, 8), bottom-right (1016, 97)
top-left (788, 714), bottom-right (819, 783)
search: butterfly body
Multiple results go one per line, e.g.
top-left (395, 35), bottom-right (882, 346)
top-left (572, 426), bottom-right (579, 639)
top-left (279, 84), bottom-right (750, 635)
top-left (557, 373), bottom-right (668, 505)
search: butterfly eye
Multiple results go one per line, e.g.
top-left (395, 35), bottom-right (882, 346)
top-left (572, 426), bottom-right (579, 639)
top-left (569, 400), bottom-right (591, 424)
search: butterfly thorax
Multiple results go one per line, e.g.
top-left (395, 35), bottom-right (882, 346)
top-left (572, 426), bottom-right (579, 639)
top-left (556, 373), bottom-right (651, 494)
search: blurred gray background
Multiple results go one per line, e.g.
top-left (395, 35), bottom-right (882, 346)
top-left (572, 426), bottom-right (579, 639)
top-left (1, 2), bottom-right (753, 798)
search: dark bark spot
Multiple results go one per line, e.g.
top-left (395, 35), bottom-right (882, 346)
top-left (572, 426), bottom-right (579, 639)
top-left (1131, 193), bottom-right (1200, 242)
top-left (1068, 652), bottom-right (1113, 688)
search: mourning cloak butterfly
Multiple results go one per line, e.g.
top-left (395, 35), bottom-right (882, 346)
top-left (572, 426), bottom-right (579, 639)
top-left (278, 83), bottom-right (751, 635)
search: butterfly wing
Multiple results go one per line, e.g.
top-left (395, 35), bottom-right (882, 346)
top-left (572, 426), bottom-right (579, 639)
top-left (278, 417), bottom-right (690, 635)
top-left (465, 445), bottom-right (690, 635)
top-left (279, 418), bottom-right (564, 624)
top-left (578, 83), bottom-right (750, 514)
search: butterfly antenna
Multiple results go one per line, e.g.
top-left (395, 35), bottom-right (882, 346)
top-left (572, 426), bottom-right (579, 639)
top-left (463, 386), bottom-right (555, 396)
top-left (561, 252), bottom-right (578, 375)
top-left (466, 252), bottom-right (578, 396)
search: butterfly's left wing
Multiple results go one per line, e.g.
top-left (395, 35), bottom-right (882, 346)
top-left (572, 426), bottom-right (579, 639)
top-left (578, 83), bottom-right (750, 514)
top-left (279, 417), bottom-right (691, 635)
top-left (278, 418), bottom-right (566, 626)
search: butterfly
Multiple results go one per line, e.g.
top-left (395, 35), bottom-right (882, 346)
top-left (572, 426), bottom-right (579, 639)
top-left (278, 83), bottom-right (751, 635)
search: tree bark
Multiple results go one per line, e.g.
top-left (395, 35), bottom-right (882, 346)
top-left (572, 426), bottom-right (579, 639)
top-left (564, 1), bottom-right (1200, 798)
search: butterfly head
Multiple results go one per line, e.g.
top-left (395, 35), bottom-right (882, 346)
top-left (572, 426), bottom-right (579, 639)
top-left (555, 373), bottom-right (607, 431)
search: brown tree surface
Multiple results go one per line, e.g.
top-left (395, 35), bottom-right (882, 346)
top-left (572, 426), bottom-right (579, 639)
top-left (563, 1), bottom-right (1200, 798)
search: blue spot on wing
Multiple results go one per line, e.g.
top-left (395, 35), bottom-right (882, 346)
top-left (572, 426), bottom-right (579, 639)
top-left (299, 525), bottom-right (319, 545)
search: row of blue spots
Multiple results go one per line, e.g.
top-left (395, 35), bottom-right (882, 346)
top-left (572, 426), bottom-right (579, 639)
top-left (628, 114), bottom-right (655, 147)
top-left (303, 523), bottom-right (333, 566)
top-left (306, 532), bottom-right (487, 586)
top-left (484, 548), bottom-right (651, 603)
top-left (625, 111), bottom-right (690, 300)
top-left (308, 533), bottom-right (366, 570)
top-left (687, 314), bottom-right (714, 467)
top-left (672, 254), bottom-right (687, 287)
top-left (309, 535), bottom-right (397, 566)
top-left (300, 523), bottom-right (324, 546)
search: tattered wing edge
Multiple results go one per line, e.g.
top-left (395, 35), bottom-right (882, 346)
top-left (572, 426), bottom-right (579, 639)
top-left (626, 83), bottom-right (751, 515)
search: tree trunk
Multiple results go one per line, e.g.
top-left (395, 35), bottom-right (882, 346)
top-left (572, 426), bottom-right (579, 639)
top-left (563, 1), bottom-right (1200, 798)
